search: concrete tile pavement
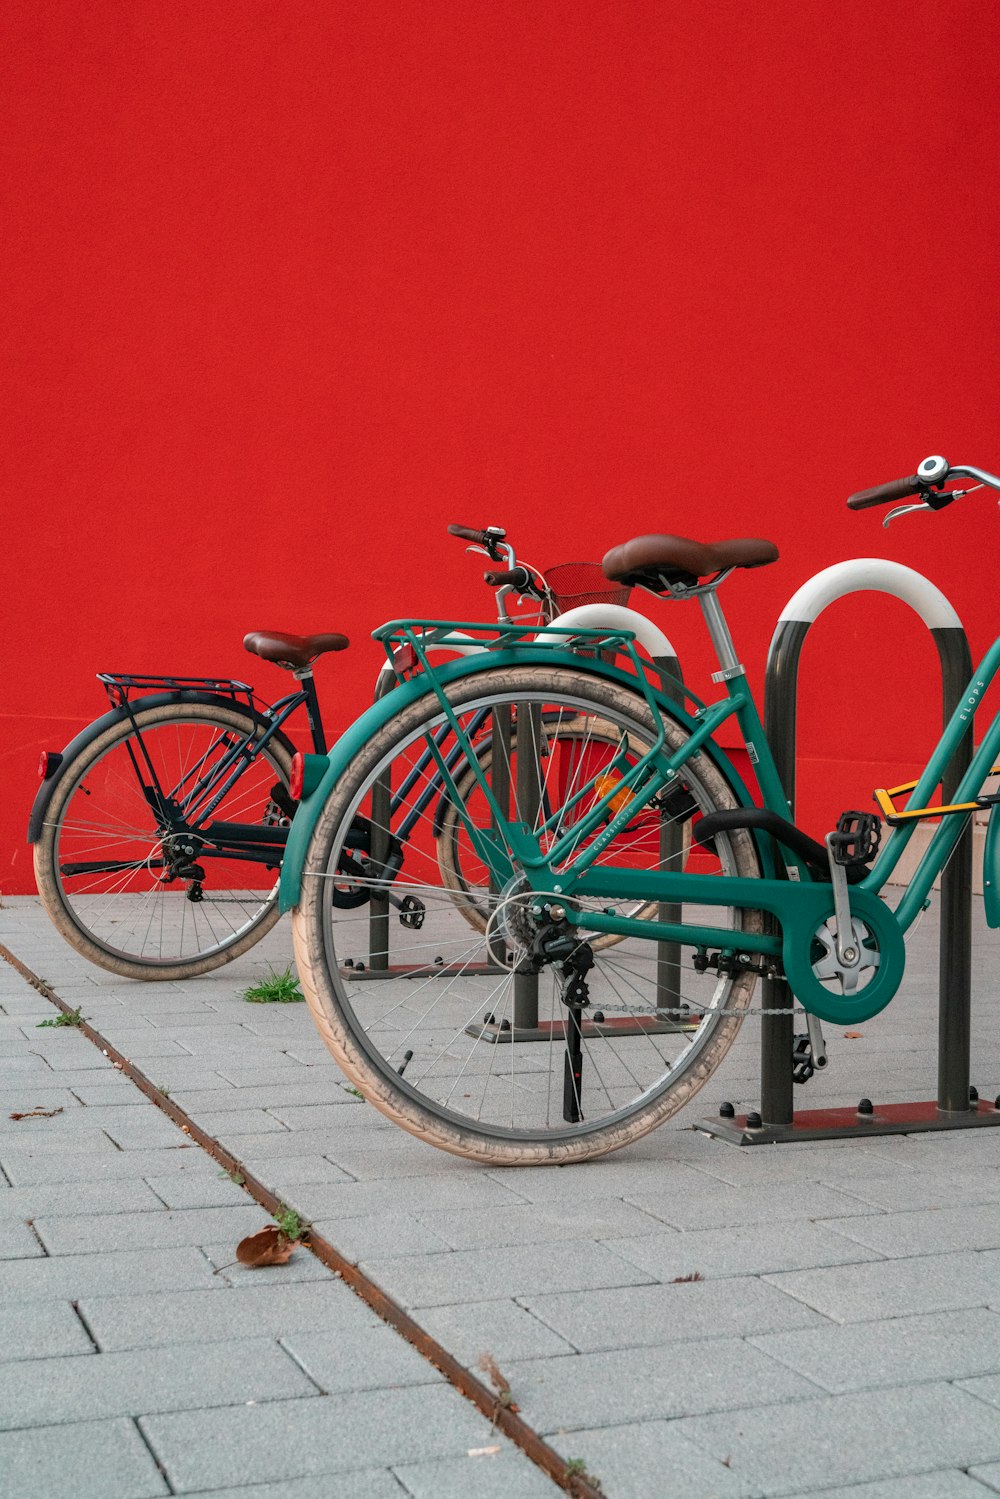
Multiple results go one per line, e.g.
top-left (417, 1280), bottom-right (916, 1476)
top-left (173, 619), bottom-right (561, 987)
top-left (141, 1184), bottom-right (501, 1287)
top-left (5, 894), bottom-right (1000, 1496)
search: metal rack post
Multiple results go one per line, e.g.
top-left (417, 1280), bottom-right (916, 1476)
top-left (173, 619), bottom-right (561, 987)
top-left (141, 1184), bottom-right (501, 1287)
top-left (703, 558), bottom-right (998, 1144)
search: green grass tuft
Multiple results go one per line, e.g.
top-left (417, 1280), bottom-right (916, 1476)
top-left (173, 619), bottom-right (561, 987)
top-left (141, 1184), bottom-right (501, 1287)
top-left (242, 966), bottom-right (305, 1004)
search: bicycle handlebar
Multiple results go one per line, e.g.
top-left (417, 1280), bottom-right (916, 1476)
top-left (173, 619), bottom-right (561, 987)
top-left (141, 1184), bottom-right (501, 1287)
top-left (484, 566), bottom-right (535, 592)
top-left (447, 523), bottom-right (506, 546)
top-left (847, 474), bottom-right (925, 510)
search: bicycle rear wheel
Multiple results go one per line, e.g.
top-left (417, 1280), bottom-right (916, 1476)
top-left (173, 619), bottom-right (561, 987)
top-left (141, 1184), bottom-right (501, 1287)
top-left (34, 702), bottom-right (294, 980)
top-left (292, 665), bottom-right (763, 1165)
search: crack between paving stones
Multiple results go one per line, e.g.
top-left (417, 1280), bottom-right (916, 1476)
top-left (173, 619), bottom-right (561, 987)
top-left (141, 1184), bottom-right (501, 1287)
top-left (0, 940), bottom-right (602, 1499)
top-left (133, 1416), bottom-right (177, 1495)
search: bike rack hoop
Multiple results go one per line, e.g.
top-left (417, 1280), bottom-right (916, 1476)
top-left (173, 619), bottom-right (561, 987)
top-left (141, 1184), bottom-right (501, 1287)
top-left (703, 557), bottom-right (989, 1145)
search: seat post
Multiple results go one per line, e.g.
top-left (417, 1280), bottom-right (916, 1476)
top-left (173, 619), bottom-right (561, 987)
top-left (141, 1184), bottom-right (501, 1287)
top-left (697, 588), bottom-right (743, 677)
top-left (293, 667), bottom-right (327, 754)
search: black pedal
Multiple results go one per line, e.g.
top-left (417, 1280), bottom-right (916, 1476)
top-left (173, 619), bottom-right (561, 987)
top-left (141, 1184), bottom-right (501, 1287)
top-left (828, 810), bottom-right (881, 868)
top-left (791, 1033), bottom-right (814, 1085)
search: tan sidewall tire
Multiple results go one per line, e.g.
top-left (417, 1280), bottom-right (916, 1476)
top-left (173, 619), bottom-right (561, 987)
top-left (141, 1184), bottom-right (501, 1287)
top-left (292, 666), bottom-right (763, 1166)
top-left (34, 702), bottom-right (292, 982)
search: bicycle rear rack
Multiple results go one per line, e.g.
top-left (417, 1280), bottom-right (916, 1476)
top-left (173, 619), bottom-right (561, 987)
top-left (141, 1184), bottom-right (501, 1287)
top-left (98, 672), bottom-right (257, 713)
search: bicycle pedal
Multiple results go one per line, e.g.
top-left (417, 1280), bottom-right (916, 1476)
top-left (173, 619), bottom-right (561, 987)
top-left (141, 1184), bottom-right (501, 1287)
top-left (828, 810), bottom-right (881, 868)
top-left (791, 1033), bottom-right (815, 1085)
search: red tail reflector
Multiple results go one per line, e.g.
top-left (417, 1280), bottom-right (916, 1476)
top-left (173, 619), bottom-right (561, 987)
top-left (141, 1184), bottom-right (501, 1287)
top-left (38, 752), bottom-right (62, 780)
top-left (289, 752), bottom-right (305, 801)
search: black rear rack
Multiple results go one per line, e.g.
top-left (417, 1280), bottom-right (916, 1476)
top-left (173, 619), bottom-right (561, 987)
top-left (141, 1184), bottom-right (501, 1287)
top-left (98, 673), bottom-right (256, 713)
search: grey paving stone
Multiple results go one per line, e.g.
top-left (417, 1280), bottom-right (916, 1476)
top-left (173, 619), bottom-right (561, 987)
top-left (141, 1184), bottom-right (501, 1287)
top-left (506, 1336), bottom-right (813, 1432)
top-left (140, 1385), bottom-right (499, 1490)
top-left (816, 1167), bottom-right (1000, 1214)
top-left (420, 1197), bottom-right (665, 1250)
top-left (265, 1102), bottom-right (400, 1129)
top-left (752, 1306), bottom-right (1000, 1393)
top-left (364, 1240), bottom-right (652, 1308)
top-left (81, 1279), bottom-right (383, 1350)
top-left (0, 1245), bottom-right (220, 1302)
top-left (0, 1053), bottom-right (58, 1072)
top-left (0, 1132), bottom-right (121, 1161)
top-left (482, 1158), bottom-right (723, 1204)
top-left (675, 1381), bottom-right (1000, 1496)
top-left (0, 1145), bottom-right (208, 1185)
top-left (167, 1476), bottom-right (408, 1499)
top-left (522, 1276), bottom-right (826, 1352)
top-left (0, 1086), bottom-right (80, 1113)
top-left (970, 1464), bottom-right (1000, 1493)
top-left (143, 1172), bottom-right (249, 1209)
top-left (28, 1046), bottom-right (118, 1071)
top-left (625, 1178), bottom-right (881, 1231)
top-left (605, 1219), bottom-right (883, 1281)
top-left (281, 1324), bottom-right (442, 1393)
top-left (764, 1249), bottom-right (1000, 1323)
top-left (0, 1416), bottom-right (168, 1499)
top-left (394, 1449), bottom-right (559, 1497)
top-left (171, 1083), bottom-right (347, 1112)
top-left (214, 1063), bottom-right (316, 1086)
top-left (215, 1129), bottom-right (398, 1161)
top-left (547, 1418), bottom-right (752, 1499)
top-left (321, 1144), bottom-right (483, 1181)
top-left (416, 1298), bottom-right (576, 1363)
top-left (783, 1476), bottom-right (1000, 1499)
top-left (0, 1336), bottom-right (318, 1429)
top-left (825, 1201), bottom-right (1000, 1258)
top-left (63, 1081), bottom-right (148, 1105)
top-left (185, 1108), bottom-right (291, 1136)
top-left (312, 1210), bottom-right (453, 1261)
top-left (0, 1217), bottom-right (44, 1257)
top-left (284, 1171), bottom-right (523, 1220)
top-left (957, 1372), bottom-right (1000, 1411)
top-left (0, 1300), bottom-right (94, 1362)
top-left (33, 1204), bottom-right (268, 1255)
top-left (240, 1155), bottom-right (355, 1188)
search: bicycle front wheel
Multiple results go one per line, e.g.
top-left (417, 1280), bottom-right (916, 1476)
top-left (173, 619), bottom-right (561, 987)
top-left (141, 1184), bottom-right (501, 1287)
top-left (34, 702), bottom-right (294, 980)
top-left (292, 665), bottom-right (763, 1165)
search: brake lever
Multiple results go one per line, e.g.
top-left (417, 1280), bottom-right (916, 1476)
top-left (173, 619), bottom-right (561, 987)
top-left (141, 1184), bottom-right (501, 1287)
top-left (882, 501), bottom-right (932, 528)
top-left (883, 482), bottom-right (984, 528)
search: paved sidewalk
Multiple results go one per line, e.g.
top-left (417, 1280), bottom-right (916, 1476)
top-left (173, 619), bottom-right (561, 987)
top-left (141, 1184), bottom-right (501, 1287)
top-left (4, 895), bottom-right (1000, 1497)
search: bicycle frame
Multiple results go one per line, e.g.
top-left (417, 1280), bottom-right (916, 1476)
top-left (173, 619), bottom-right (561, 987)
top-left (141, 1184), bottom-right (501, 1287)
top-left (279, 611), bottom-right (1000, 1027)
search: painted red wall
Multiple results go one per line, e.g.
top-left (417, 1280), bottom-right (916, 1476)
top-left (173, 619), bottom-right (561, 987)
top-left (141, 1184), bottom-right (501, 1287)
top-left (4, 0), bottom-right (999, 894)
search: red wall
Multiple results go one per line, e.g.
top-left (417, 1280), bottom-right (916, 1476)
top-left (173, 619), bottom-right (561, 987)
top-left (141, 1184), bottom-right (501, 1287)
top-left (4, 0), bottom-right (1000, 893)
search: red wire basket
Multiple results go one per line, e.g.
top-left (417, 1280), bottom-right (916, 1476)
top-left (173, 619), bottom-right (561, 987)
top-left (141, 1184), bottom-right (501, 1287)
top-left (542, 562), bottom-right (633, 620)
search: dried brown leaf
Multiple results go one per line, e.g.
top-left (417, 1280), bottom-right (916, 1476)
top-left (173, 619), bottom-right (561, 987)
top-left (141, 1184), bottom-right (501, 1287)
top-left (844, 1031), bottom-right (864, 1039)
top-left (671, 1271), bottom-right (704, 1283)
top-left (477, 1352), bottom-right (520, 1413)
top-left (235, 1224), bottom-right (296, 1268)
top-left (9, 1107), bottom-right (63, 1120)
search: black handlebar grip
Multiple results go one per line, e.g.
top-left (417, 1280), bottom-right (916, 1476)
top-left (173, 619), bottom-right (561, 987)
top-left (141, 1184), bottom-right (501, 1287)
top-left (484, 567), bottom-right (531, 590)
top-left (846, 475), bottom-right (924, 510)
top-left (448, 523), bottom-right (490, 544)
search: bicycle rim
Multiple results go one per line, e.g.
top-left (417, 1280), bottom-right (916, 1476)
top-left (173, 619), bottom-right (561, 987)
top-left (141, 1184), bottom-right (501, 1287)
top-left (293, 666), bottom-right (763, 1164)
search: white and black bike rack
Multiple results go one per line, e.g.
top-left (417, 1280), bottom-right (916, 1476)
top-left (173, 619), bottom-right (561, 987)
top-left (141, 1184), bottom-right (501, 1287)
top-left (704, 558), bottom-right (1000, 1144)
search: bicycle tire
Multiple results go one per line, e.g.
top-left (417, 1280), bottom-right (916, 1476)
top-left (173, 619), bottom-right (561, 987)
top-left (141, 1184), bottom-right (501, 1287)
top-left (34, 701), bottom-right (294, 980)
top-left (292, 664), bottom-right (763, 1165)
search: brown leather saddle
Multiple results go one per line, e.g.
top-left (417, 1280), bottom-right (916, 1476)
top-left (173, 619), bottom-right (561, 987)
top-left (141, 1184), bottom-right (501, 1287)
top-left (603, 534), bottom-right (779, 591)
top-left (243, 631), bottom-right (349, 670)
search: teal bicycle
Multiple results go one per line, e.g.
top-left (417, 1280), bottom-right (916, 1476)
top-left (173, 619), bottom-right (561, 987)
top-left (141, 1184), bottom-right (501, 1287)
top-left (279, 455), bottom-right (1000, 1165)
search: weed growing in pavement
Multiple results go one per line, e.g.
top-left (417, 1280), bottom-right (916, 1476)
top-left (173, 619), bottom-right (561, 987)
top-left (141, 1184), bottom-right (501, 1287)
top-left (273, 1205), bottom-right (306, 1241)
top-left (242, 966), bottom-right (304, 1004)
top-left (36, 1007), bottom-right (83, 1028)
top-left (342, 1085), bottom-right (364, 1100)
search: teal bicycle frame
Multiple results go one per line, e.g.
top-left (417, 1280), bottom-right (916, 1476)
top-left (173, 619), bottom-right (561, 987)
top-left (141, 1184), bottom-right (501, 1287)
top-left (279, 614), bottom-right (1000, 1028)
